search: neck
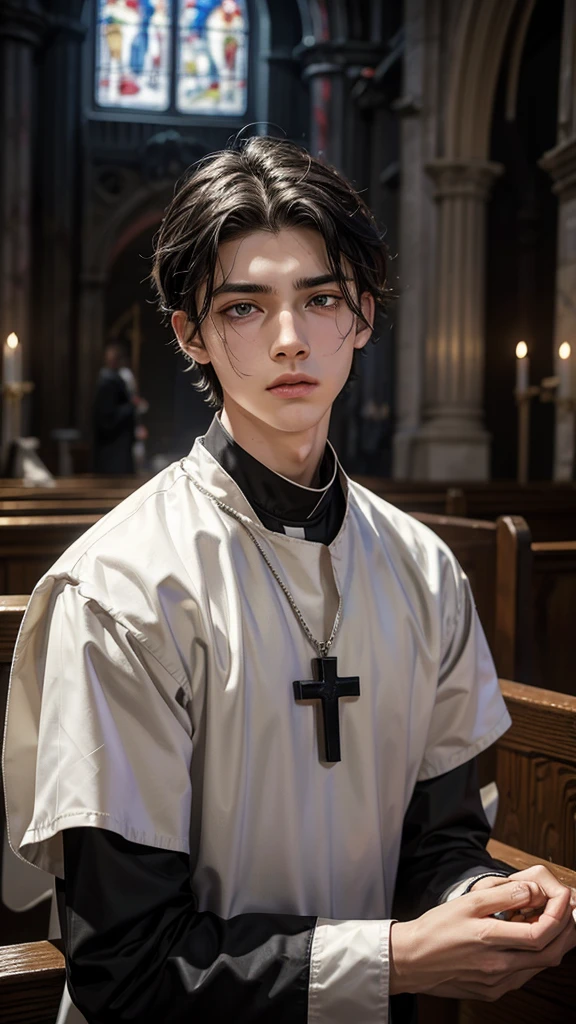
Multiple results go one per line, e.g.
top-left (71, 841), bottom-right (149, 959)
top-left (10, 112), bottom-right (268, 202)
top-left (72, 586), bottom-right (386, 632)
top-left (220, 400), bottom-right (331, 487)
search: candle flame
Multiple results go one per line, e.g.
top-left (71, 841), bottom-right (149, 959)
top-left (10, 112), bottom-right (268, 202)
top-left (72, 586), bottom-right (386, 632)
top-left (559, 341), bottom-right (571, 360)
top-left (516, 341), bottom-right (528, 359)
top-left (6, 333), bottom-right (18, 350)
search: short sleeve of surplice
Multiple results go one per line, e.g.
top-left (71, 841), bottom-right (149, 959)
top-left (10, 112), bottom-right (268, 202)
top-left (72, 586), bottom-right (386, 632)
top-left (416, 558), bottom-right (512, 782)
top-left (3, 580), bottom-right (193, 878)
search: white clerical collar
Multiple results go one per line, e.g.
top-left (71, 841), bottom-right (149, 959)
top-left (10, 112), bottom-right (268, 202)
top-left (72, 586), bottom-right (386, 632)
top-left (201, 414), bottom-right (339, 524)
top-left (181, 432), bottom-right (350, 537)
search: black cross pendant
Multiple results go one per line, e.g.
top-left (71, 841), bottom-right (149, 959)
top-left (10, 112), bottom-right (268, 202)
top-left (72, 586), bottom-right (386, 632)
top-left (293, 657), bottom-right (360, 763)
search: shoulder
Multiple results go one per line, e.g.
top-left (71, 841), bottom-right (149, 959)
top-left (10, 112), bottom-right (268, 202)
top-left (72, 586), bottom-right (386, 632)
top-left (21, 462), bottom-right (213, 681)
top-left (40, 461), bottom-right (206, 615)
top-left (346, 478), bottom-right (465, 601)
top-left (348, 480), bottom-right (459, 567)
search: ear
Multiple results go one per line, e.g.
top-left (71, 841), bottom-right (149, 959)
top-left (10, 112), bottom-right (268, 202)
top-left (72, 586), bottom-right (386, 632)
top-left (171, 310), bottom-right (212, 366)
top-left (353, 293), bottom-right (376, 351)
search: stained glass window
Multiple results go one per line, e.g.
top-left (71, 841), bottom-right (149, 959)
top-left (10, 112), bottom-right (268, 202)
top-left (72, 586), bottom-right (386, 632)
top-left (96, 0), bottom-right (172, 111)
top-left (177, 0), bottom-right (249, 115)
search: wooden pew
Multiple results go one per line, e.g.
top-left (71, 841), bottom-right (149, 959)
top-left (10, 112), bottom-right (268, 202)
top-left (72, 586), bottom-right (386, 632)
top-left (492, 681), bottom-right (576, 868)
top-left (0, 486), bottom-right (134, 502)
top-left (0, 516), bottom-right (100, 595)
top-left (0, 498), bottom-right (123, 517)
top-left (0, 940), bottom-right (65, 1024)
top-left (0, 475), bottom-right (145, 490)
top-left (531, 540), bottom-right (576, 694)
top-left (409, 513), bottom-right (532, 685)
top-left (355, 476), bottom-right (576, 543)
top-left (0, 598), bottom-right (53, 947)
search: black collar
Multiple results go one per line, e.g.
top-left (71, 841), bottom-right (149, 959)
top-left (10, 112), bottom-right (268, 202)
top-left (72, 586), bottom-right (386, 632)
top-left (201, 415), bottom-right (345, 544)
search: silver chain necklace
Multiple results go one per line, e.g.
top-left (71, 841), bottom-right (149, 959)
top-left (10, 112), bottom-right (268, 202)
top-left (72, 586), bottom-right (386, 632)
top-left (189, 476), bottom-right (343, 658)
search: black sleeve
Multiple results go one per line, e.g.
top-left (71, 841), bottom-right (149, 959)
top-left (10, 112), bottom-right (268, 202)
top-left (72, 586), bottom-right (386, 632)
top-left (392, 757), bottom-right (513, 921)
top-left (57, 827), bottom-right (315, 1024)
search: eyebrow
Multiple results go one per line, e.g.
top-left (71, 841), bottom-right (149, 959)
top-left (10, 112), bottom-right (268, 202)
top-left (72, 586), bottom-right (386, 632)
top-left (212, 274), bottom-right (350, 298)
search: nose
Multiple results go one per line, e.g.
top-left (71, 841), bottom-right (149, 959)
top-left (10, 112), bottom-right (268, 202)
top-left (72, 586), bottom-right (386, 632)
top-left (270, 309), bottom-right (310, 360)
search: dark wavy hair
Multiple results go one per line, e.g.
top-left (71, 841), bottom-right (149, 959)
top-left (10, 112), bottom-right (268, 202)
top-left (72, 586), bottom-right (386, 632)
top-left (151, 136), bottom-right (392, 407)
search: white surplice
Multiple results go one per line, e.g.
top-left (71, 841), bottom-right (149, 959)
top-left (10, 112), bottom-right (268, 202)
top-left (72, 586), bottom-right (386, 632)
top-left (3, 439), bottom-right (511, 1023)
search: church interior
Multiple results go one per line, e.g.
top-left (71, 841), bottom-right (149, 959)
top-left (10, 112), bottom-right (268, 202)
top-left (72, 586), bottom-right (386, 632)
top-left (1, 1), bottom-right (576, 1021)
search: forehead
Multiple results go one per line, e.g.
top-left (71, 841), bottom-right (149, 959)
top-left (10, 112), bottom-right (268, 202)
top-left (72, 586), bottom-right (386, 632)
top-left (215, 227), bottom-right (331, 286)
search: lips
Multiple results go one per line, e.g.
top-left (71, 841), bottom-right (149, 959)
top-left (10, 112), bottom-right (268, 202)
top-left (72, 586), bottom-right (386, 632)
top-left (267, 376), bottom-right (319, 399)
top-left (267, 381), bottom-right (318, 397)
top-left (267, 374), bottom-right (319, 389)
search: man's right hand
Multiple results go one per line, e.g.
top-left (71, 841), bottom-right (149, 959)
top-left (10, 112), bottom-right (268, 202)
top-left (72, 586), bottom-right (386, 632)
top-left (389, 877), bottom-right (576, 1001)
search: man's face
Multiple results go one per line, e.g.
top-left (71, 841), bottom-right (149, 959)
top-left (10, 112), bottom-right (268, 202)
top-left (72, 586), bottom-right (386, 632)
top-left (173, 227), bottom-right (374, 437)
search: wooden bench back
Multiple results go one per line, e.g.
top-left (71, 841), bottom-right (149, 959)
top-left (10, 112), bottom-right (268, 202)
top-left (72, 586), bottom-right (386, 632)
top-left (0, 599), bottom-right (52, 947)
top-left (493, 680), bottom-right (576, 868)
top-left (0, 498), bottom-right (122, 516)
top-left (531, 541), bottom-right (576, 694)
top-left (355, 476), bottom-right (576, 542)
top-left (0, 516), bottom-right (100, 594)
top-left (409, 513), bottom-right (532, 684)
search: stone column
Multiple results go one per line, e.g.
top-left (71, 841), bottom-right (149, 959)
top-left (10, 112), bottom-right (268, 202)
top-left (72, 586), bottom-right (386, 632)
top-left (411, 158), bottom-right (502, 479)
top-left (540, 0), bottom-right (576, 480)
top-left (34, 1), bottom-right (86, 456)
top-left (540, 138), bottom-right (576, 479)
top-left (297, 38), bottom-right (386, 180)
top-left (0, 1), bottom-right (46, 450)
top-left (392, 0), bottom-right (439, 479)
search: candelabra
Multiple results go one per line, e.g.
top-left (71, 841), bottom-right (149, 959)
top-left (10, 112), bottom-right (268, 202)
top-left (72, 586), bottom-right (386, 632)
top-left (515, 384), bottom-right (540, 485)
top-left (515, 377), bottom-right (574, 484)
top-left (1, 381), bottom-right (35, 473)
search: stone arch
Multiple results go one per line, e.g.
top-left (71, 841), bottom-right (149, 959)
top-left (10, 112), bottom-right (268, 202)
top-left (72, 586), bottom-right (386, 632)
top-left (406, 0), bottom-right (544, 479)
top-left (444, 0), bottom-right (522, 160)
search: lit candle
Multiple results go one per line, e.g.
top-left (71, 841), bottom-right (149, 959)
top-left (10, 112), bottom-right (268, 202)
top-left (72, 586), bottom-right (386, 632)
top-left (558, 341), bottom-right (571, 400)
top-left (3, 333), bottom-right (22, 386)
top-left (516, 340), bottom-right (529, 393)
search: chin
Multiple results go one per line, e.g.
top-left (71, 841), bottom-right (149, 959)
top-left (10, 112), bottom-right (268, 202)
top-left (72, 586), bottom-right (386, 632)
top-left (256, 399), bottom-right (331, 435)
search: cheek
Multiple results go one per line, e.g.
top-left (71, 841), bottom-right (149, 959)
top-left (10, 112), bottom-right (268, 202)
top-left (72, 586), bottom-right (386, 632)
top-left (206, 321), bottom-right (263, 376)
top-left (315, 308), bottom-right (356, 351)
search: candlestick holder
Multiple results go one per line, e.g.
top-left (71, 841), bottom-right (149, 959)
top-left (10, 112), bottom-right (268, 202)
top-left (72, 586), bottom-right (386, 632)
top-left (515, 386), bottom-right (539, 485)
top-left (538, 376), bottom-right (574, 411)
top-left (2, 380), bottom-right (35, 472)
top-left (538, 376), bottom-right (575, 480)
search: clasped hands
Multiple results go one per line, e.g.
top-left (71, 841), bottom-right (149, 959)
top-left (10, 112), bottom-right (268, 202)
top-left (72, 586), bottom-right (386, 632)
top-left (389, 864), bottom-right (576, 1001)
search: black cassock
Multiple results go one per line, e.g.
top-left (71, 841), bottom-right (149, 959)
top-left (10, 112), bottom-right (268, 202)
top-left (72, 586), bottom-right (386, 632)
top-left (93, 368), bottom-right (135, 474)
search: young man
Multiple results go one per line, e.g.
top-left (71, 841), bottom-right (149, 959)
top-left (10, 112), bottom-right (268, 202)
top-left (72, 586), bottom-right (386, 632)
top-left (4, 137), bottom-right (575, 1024)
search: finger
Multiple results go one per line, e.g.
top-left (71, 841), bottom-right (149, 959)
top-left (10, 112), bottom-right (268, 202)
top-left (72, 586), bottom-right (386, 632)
top-left (466, 879), bottom-right (547, 918)
top-left (509, 867), bottom-right (572, 923)
top-left (508, 868), bottom-right (569, 925)
top-left (491, 914), bottom-right (576, 958)
top-left (469, 875), bottom-right (512, 893)
top-left (486, 909), bottom-right (572, 951)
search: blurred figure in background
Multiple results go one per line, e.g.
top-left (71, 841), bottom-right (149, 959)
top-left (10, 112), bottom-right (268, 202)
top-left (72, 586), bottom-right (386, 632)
top-left (93, 343), bottom-right (137, 473)
top-left (118, 348), bottom-right (149, 473)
